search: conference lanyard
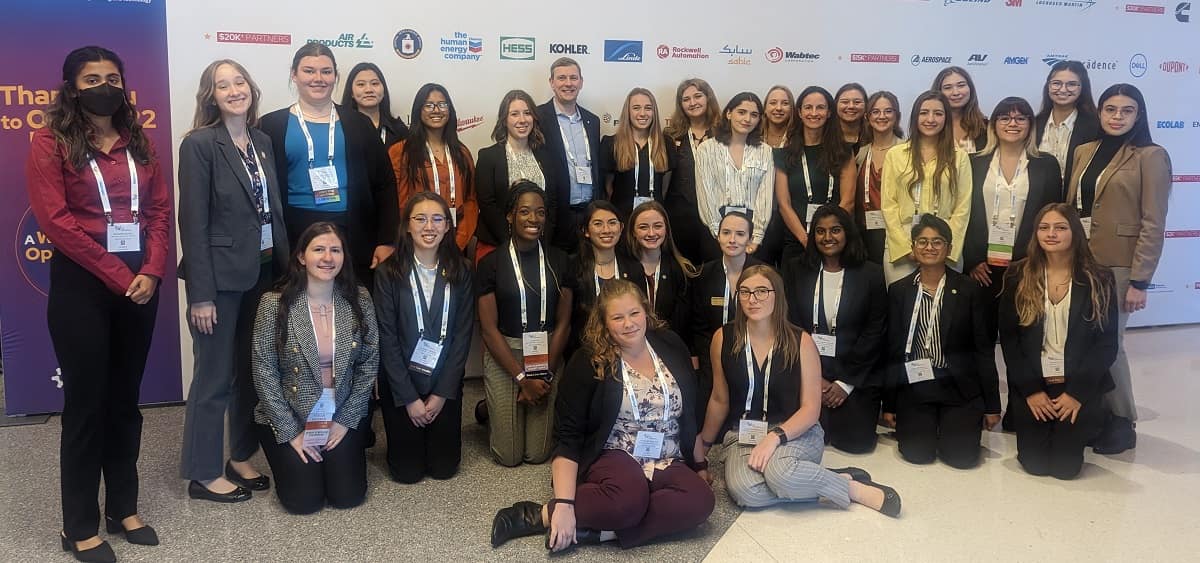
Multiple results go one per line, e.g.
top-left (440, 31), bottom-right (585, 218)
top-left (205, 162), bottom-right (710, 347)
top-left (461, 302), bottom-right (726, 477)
top-left (990, 154), bottom-right (1026, 228)
top-left (1043, 272), bottom-right (1068, 349)
top-left (861, 147), bottom-right (873, 207)
top-left (801, 149), bottom-right (835, 213)
top-left (812, 269), bottom-right (843, 335)
top-left (633, 139), bottom-right (655, 199)
top-left (238, 137), bottom-right (271, 224)
top-left (88, 150), bottom-right (140, 223)
top-left (742, 335), bottom-right (774, 421)
top-left (721, 259), bottom-right (734, 324)
top-left (410, 266), bottom-right (451, 344)
top-left (509, 240), bottom-right (547, 331)
top-left (426, 143), bottom-right (457, 210)
top-left (645, 259), bottom-right (662, 311)
top-left (559, 114), bottom-right (592, 167)
top-left (904, 275), bottom-right (945, 358)
top-left (307, 301), bottom-right (336, 387)
top-left (292, 104), bottom-right (337, 168)
top-left (594, 259), bottom-right (621, 296)
top-left (380, 128), bottom-right (387, 145)
top-left (620, 343), bottom-right (670, 423)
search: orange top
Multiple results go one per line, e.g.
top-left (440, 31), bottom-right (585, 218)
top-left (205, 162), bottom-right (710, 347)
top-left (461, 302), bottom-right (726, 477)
top-left (389, 140), bottom-right (478, 251)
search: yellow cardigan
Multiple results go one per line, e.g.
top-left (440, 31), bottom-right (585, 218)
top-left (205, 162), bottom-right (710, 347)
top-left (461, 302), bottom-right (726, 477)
top-left (880, 141), bottom-right (973, 264)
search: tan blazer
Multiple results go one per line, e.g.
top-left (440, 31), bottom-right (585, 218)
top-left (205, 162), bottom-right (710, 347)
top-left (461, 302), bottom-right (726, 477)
top-left (1066, 141), bottom-right (1172, 283)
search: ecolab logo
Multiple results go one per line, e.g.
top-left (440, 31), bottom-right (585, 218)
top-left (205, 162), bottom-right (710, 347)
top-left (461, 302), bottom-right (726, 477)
top-left (500, 37), bottom-right (535, 61)
top-left (1126, 4), bottom-right (1166, 13)
top-left (1160, 60), bottom-right (1189, 72)
top-left (1004, 56), bottom-right (1030, 64)
top-left (1156, 120), bottom-right (1185, 128)
top-left (550, 43), bottom-right (589, 55)
top-left (851, 53), bottom-right (900, 63)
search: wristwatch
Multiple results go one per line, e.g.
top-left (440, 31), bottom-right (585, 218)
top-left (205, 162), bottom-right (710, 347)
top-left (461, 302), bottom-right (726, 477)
top-left (515, 371), bottom-right (527, 382)
top-left (768, 426), bottom-right (788, 445)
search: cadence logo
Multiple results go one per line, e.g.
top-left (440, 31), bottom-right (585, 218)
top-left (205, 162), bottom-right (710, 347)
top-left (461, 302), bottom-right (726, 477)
top-left (1129, 53), bottom-right (1148, 77)
top-left (1177, 2), bottom-right (1192, 21)
top-left (500, 36), bottom-right (535, 61)
top-left (1160, 60), bottom-right (1189, 72)
top-left (549, 43), bottom-right (589, 55)
top-left (911, 55), bottom-right (952, 66)
top-left (1035, 1), bottom-right (1095, 9)
top-left (215, 31), bottom-right (291, 45)
top-left (393, 29), bottom-right (422, 59)
top-left (440, 32), bottom-right (483, 61)
top-left (1126, 4), bottom-right (1166, 13)
top-left (967, 53), bottom-right (989, 65)
top-left (657, 44), bottom-right (710, 60)
top-left (604, 40), bottom-right (643, 63)
top-left (1083, 58), bottom-right (1117, 71)
top-left (307, 33), bottom-right (373, 49)
top-left (766, 47), bottom-right (819, 63)
top-left (851, 53), bottom-right (900, 63)
top-left (1004, 56), bottom-right (1030, 64)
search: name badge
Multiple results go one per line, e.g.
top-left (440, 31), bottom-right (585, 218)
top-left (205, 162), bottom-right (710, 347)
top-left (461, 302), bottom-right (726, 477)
top-left (805, 205), bottom-right (817, 225)
top-left (633, 430), bottom-right (665, 459)
top-left (106, 222), bottom-right (141, 253)
top-left (864, 210), bottom-right (885, 231)
top-left (710, 296), bottom-right (725, 307)
top-left (812, 333), bottom-right (837, 357)
top-left (1041, 354), bottom-right (1066, 381)
top-left (449, 205), bottom-right (458, 227)
top-left (309, 165), bottom-right (342, 205)
top-left (904, 358), bottom-right (936, 384)
top-left (573, 164), bottom-right (593, 185)
top-left (986, 224), bottom-right (1015, 267)
top-left (911, 213), bottom-right (922, 226)
top-left (632, 196), bottom-right (653, 209)
top-left (521, 330), bottom-right (551, 378)
top-left (1079, 217), bottom-right (1092, 239)
top-left (260, 223), bottom-right (274, 252)
top-left (409, 338), bottom-right (444, 377)
top-left (724, 205), bottom-right (748, 217)
top-left (738, 419), bottom-right (768, 446)
top-left (302, 388), bottom-right (336, 448)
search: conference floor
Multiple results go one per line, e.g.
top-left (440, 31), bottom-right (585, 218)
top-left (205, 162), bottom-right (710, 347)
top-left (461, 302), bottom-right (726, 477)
top-left (1, 324), bottom-right (1198, 562)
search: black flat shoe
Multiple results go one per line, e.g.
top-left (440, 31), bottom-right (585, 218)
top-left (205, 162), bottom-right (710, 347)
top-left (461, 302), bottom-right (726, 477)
top-left (104, 517), bottom-right (158, 546)
top-left (225, 461), bottom-right (270, 491)
top-left (475, 399), bottom-right (490, 425)
top-left (61, 533), bottom-right (116, 563)
top-left (188, 480), bottom-right (251, 503)
top-left (862, 479), bottom-right (902, 518)
top-left (491, 501), bottom-right (545, 548)
top-left (545, 526), bottom-right (601, 552)
top-left (1092, 416), bottom-right (1136, 455)
top-left (829, 466), bottom-right (872, 483)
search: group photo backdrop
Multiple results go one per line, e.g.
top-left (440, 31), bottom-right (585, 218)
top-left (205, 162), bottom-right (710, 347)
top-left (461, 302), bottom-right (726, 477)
top-left (2, 0), bottom-right (1198, 413)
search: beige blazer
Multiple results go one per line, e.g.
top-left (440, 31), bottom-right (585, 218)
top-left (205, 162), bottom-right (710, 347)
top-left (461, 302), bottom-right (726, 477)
top-left (1066, 141), bottom-right (1171, 283)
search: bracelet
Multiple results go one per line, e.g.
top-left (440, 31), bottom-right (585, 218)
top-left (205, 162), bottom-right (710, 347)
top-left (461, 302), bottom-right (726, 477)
top-left (701, 437), bottom-right (715, 448)
top-left (547, 498), bottom-right (575, 512)
top-left (693, 460), bottom-right (709, 471)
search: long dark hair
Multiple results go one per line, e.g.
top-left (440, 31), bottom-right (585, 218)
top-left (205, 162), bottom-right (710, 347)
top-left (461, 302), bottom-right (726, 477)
top-left (906, 91), bottom-right (960, 201)
top-left (273, 222), bottom-right (366, 356)
top-left (1097, 83), bottom-right (1155, 147)
top-left (490, 89), bottom-right (545, 149)
top-left (665, 78), bottom-right (721, 141)
top-left (383, 191), bottom-right (469, 284)
top-left (1009, 203), bottom-right (1112, 330)
top-left (340, 62), bottom-right (396, 123)
top-left (784, 86), bottom-right (850, 173)
top-left (1036, 60), bottom-right (1097, 123)
top-left (45, 46), bottom-right (153, 171)
top-left (576, 200), bottom-right (626, 288)
top-left (932, 66), bottom-right (987, 143)
top-left (714, 91), bottom-right (764, 146)
top-left (834, 82), bottom-right (869, 140)
top-left (802, 204), bottom-right (866, 270)
top-left (863, 90), bottom-right (905, 143)
top-left (402, 83), bottom-right (474, 190)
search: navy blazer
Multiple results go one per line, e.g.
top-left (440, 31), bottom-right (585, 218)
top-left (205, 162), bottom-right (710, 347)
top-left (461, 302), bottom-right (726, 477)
top-left (474, 141), bottom-right (561, 246)
top-left (535, 100), bottom-right (603, 249)
top-left (553, 329), bottom-right (700, 479)
top-left (786, 260), bottom-right (888, 388)
top-left (962, 152), bottom-right (1063, 274)
top-left (1034, 111), bottom-right (1101, 183)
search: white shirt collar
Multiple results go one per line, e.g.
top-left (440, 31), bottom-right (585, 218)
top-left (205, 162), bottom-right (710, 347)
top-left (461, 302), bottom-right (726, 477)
top-left (1048, 108), bottom-right (1078, 129)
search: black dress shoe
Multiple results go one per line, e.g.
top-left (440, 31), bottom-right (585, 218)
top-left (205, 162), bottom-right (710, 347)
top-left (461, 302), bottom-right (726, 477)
top-left (862, 479), bottom-right (902, 518)
top-left (491, 501), bottom-right (545, 547)
top-left (475, 399), bottom-right (490, 425)
top-left (1092, 416), bottom-right (1137, 455)
top-left (188, 480), bottom-right (252, 503)
top-left (61, 533), bottom-right (116, 563)
top-left (105, 516), bottom-right (159, 546)
top-left (829, 466), bottom-right (872, 483)
top-left (225, 461), bottom-right (270, 491)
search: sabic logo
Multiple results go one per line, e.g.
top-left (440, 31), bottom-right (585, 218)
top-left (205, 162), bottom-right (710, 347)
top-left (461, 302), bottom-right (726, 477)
top-left (1004, 56), bottom-right (1030, 64)
top-left (1160, 60), bottom-right (1188, 72)
top-left (1156, 120), bottom-right (1185, 128)
top-left (968, 53), bottom-right (989, 65)
top-left (1178, 2), bottom-right (1191, 21)
top-left (1129, 53), bottom-right (1148, 77)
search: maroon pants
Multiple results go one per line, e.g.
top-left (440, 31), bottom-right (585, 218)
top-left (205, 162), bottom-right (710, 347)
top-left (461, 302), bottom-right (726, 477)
top-left (574, 450), bottom-right (715, 548)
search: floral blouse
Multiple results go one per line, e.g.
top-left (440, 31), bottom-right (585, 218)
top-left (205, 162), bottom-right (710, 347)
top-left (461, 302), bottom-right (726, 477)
top-left (506, 142), bottom-right (546, 189)
top-left (603, 352), bottom-right (684, 480)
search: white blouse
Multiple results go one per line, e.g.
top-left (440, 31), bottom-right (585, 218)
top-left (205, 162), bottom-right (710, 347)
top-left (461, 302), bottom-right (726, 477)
top-left (693, 138), bottom-right (775, 245)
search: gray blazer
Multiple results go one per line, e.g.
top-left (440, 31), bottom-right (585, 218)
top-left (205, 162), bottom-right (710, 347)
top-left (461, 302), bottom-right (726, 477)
top-left (178, 124), bottom-right (289, 303)
top-left (252, 287), bottom-right (379, 443)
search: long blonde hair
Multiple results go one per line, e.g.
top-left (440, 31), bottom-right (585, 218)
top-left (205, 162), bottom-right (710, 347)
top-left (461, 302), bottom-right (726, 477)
top-left (614, 88), bottom-right (668, 171)
top-left (727, 265), bottom-right (804, 370)
top-left (190, 59), bottom-right (261, 131)
top-left (1008, 204), bottom-right (1113, 330)
top-left (582, 280), bottom-right (667, 380)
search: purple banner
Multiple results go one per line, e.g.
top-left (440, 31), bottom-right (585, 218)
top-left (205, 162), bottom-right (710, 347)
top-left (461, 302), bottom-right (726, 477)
top-left (1, 0), bottom-right (182, 414)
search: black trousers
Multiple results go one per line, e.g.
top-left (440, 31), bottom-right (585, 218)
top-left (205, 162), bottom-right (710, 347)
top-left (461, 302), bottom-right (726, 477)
top-left (665, 201), bottom-right (716, 266)
top-left (377, 377), bottom-right (463, 483)
top-left (895, 378), bottom-right (985, 469)
top-left (553, 204), bottom-right (589, 254)
top-left (863, 227), bottom-right (885, 266)
top-left (48, 255), bottom-right (158, 540)
top-left (256, 424), bottom-right (367, 515)
top-left (1010, 385), bottom-right (1105, 480)
top-left (820, 384), bottom-right (882, 454)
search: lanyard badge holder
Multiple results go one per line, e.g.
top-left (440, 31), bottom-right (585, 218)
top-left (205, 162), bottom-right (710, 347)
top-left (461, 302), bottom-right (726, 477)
top-left (632, 139), bottom-right (655, 209)
top-left (986, 155), bottom-right (1025, 267)
top-left (712, 261), bottom-right (733, 324)
top-left (303, 303), bottom-right (337, 448)
top-left (408, 267), bottom-right (452, 377)
top-left (903, 276), bottom-right (945, 384)
top-left (738, 336), bottom-right (772, 446)
top-left (426, 143), bottom-right (458, 226)
top-left (294, 105), bottom-right (341, 205)
top-left (240, 137), bottom-right (274, 251)
top-left (861, 148), bottom-right (885, 230)
top-left (511, 241), bottom-right (552, 380)
top-left (1040, 272), bottom-right (1067, 384)
top-left (593, 259), bottom-right (621, 296)
top-left (560, 117), bottom-right (593, 185)
top-left (89, 150), bottom-right (141, 253)
top-left (811, 269), bottom-right (841, 358)
top-left (801, 150), bottom-right (835, 225)
top-left (622, 344), bottom-right (671, 459)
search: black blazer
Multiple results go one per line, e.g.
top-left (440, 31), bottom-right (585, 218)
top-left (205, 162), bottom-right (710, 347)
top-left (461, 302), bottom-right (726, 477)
top-left (642, 256), bottom-right (692, 339)
top-left (474, 141), bottom-right (561, 246)
top-left (535, 100), bottom-right (603, 249)
top-left (885, 270), bottom-right (1001, 413)
top-left (688, 256), bottom-right (764, 357)
top-left (553, 329), bottom-right (700, 479)
top-left (998, 264), bottom-right (1117, 405)
top-left (963, 152), bottom-right (1063, 273)
top-left (664, 132), bottom-right (704, 209)
top-left (258, 105), bottom-right (399, 268)
top-left (786, 261), bottom-right (887, 388)
top-left (177, 125), bottom-right (289, 303)
top-left (379, 113), bottom-right (410, 149)
top-left (569, 253), bottom-right (642, 351)
top-left (373, 259), bottom-right (475, 406)
top-left (1034, 111), bottom-right (1101, 182)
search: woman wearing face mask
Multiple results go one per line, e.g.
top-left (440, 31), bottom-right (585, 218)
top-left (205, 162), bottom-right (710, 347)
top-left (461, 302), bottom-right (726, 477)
top-left (664, 78), bottom-right (722, 265)
top-left (251, 222), bottom-right (378, 514)
top-left (880, 91), bottom-right (972, 284)
top-left (1035, 61), bottom-right (1099, 182)
top-left (476, 89), bottom-right (560, 261)
top-left (855, 91), bottom-right (904, 265)
top-left (835, 83), bottom-right (869, 150)
top-left (259, 43), bottom-right (398, 292)
top-left (932, 66), bottom-right (988, 153)
top-left (785, 206), bottom-right (887, 454)
top-left (27, 45), bottom-right (170, 562)
top-left (1065, 84), bottom-right (1171, 455)
top-left (882, 215), bottom-right (1000, 469)
top-left (570, 201), bottom-right (641, 351)
top-left (477, 183), bottom-right (575, 466)
top-left (374, 192), bottom-right (474, 483)
top-left (999, 204), bottom-right (1118, 479)
top-left (340, 62), bottom-right (409, 148)
top-left (697, 264), bottom-right (900, 515)
top-left (695, 92), bottom-right (775, 260)
top-left (602, 88), bottom-right (675, 220)
top-left (761, 85), bottom-right (794, 149)
top-left (627, 201), bottom-right (699, 337)
top-left (178, 59), bottom-right (287, 505)
top-left (391, 83), bottom-right (478, 254)
top-left (775, 86), bottom-right (856, 263)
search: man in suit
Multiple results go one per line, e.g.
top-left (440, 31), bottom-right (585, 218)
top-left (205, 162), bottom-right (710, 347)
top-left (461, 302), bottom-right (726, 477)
top-left (535, 57), bottom-right (603, 253)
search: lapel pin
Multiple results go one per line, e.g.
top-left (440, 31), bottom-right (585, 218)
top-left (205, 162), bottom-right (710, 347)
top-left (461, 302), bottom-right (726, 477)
top-left (951, 289), bottom-right (957, 294)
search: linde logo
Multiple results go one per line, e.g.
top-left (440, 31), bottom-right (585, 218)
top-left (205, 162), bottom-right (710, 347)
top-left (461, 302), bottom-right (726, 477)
top-left (1035, 1), bottom-right (1095, 9)
top-left (1004, 56), bottom-right (1030, 64)
top-left (967, 53), bottom-right (989, 65)
top-left (1129, 53), bottom-right (1148, 77)
top-left (1160, 60), bottom-right (1188, 72)
top-left (851, 53), bottom-right (900, 63)
top-left (911, 55), bottom-right (952, 66)
top-left (1126, 4), bottom-right (1166, 13)
top-left (604, 40), bottom-right (643, 63)
top-left (500, 36), bottom-right (535, 61)
top-left (1156, 120), bottom-right (1185, 128)
top-left (1178, 2), bottom-right (1192, 21)
top-left (307, 33), bottom-right (373, 49)
top-left (550, 43), bottom-right (589, 55)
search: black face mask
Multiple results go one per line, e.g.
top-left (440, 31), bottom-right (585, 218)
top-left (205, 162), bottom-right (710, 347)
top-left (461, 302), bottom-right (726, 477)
top-left (78, 83), bottom-right (127, 117)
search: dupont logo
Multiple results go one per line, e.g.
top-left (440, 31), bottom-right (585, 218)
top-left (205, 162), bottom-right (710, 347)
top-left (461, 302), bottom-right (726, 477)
top-left (215, 31), bottom-right (291, 45)
top-left (1043, 53), bottom-right (1069, 66)
top-left (1004, 56), bottom-right (1030, 64)
top-left (1130, 53), bottom-right (1148, 77)
top-left (851, 53), bottom-right (900, 63)
top-left (911, 55), bottom-right (952, 66)
top-left (967, 53), bottom-right (989, 65)
top-left (1160, 60), bottom-right (1188, 72)
top-left (1126, 4), bottom-right (1166, 13)
top-left (457, 115), bottom-right (484, 132)
top-left (766, 47), bottom-right (819, 63)
top-left (1178, 2), bottom-right (1192, 21)
top-left (500, 36), bottom-right (535, 61)
top-left (604, 40), bottom-right (643, 63)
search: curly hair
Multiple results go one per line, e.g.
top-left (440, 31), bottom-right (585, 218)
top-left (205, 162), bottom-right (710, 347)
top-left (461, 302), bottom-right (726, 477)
top-left (581, 279), bottom-right (666, 380)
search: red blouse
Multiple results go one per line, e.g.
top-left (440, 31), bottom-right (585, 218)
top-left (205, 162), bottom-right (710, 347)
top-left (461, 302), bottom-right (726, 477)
top-left (25, 128), bottom-right (172, 295)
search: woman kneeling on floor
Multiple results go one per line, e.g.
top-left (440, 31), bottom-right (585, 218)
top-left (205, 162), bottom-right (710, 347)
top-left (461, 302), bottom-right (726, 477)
top-left (491, 280), bottom-right (714, 551)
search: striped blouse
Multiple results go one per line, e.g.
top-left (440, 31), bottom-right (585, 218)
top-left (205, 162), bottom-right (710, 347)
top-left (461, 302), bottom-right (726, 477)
top-left (693, 138), bottom-right (776, 246)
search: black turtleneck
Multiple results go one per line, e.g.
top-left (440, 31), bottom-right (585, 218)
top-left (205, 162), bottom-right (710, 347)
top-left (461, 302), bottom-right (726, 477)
top-left (1077, 131), bottom-right (1131, 216)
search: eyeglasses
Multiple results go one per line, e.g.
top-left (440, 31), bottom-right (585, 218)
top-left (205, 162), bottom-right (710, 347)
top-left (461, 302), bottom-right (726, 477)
top-left (1048, 80), bottom-right (1081, 92)
top-left (995, 115), bottom-right (1030, 125)
top-left (869, 108), bottom-right (896, 117)
top-left (422, 101), bottom-right (449, 112)
top-left (914, 237), bottom-right (947, 249)
top-left (736, 288), bottom-right (775, 301)
top-left (410, 214), bottom-right (447, 225)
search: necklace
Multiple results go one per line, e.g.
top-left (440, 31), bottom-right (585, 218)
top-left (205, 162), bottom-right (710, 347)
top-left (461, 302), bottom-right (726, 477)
top-left (596, 257), bottom-right (616, 266)
top-left (414, 255), bottom-right (439, 270)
